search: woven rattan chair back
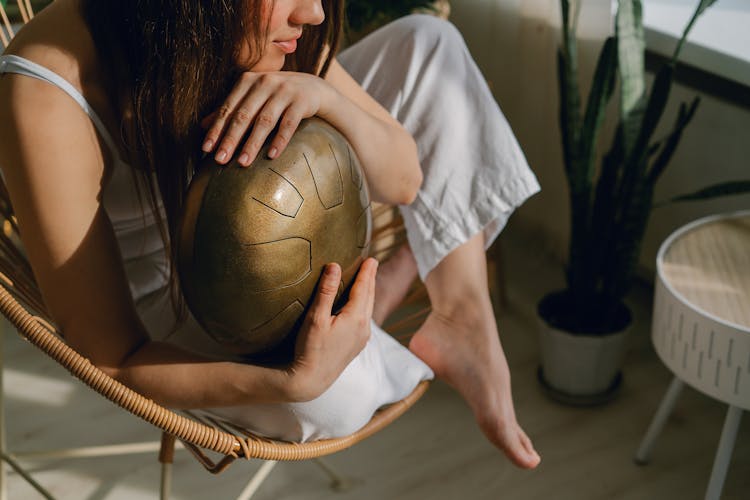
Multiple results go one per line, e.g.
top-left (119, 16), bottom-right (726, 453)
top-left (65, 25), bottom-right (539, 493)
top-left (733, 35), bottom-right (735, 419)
top-left (0, 0), bottom-right (34, 49)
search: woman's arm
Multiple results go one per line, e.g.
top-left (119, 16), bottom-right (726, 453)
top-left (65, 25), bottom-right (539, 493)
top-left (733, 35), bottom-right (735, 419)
top-left (201, 62), bottom-right (422, 206)
top-left (0, 72), bottom-right (375, 408)
top-left (320, 59), bottom-right (422, 205)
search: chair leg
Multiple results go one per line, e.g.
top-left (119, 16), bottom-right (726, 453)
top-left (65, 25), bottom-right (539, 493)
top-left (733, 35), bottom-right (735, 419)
top-left (1, 321), bottom-right (179, 499)
top-left (159, 433), bottom-right (176, 500)
top-left (236, 460), bottom-right (277, 500)
top-left (705, 406), bottom-right (743, 500)
top-left (0, 453), bottom-right (54, 500)
top-left (0, 325), bottom-right (53, 499)
top-left (312, 457), bottom-right (356, 492)
top-left (635, 377), bottom-right (684, 464)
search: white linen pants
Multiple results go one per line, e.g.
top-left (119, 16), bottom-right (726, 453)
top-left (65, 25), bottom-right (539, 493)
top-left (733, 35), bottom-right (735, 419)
top-left (339, 14), bottom-right (540, 280)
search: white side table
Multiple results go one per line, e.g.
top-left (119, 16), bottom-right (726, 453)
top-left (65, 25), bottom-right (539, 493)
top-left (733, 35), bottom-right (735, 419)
top-left (635, 210), bottom-right (750, 500)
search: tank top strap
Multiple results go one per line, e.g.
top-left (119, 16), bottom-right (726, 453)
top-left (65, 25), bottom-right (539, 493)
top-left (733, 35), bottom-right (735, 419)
top-left (0, 54), bottom-right (122, 163)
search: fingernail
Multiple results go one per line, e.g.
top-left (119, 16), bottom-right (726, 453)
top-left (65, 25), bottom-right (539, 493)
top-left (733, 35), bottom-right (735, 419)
top-left (216, 150), bottom-right (227, 162)
top-left (202, 139), bottom-right (213, 152)
top-left (268, 147), bottom-right (278, 159)
top-left (239, 153), bottom-right (249, 165)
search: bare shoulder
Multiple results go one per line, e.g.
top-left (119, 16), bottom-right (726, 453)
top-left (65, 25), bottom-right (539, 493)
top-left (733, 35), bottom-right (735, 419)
top-left (0, 62), bottom-right (105, 180)
top-left (0, 0), bottom-right (113, 181)
top-left (3, 0), bottom-right (95, 87)
top-left (0, 0), bottom-right (110, 250)
top-left (0, 51), bottom-right (106, 264)
top-left (0, 0), bottom-right (110, 137)
top-left (0, 60), bottom-right (105, 194)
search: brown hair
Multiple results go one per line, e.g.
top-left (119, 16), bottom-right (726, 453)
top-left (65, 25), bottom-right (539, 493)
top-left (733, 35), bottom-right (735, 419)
top-left (81, 0), bottom-right (344, 328)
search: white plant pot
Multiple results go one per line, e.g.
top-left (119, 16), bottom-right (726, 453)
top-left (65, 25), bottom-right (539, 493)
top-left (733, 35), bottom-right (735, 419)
top-left (538, 318), bottom-right (631, 405)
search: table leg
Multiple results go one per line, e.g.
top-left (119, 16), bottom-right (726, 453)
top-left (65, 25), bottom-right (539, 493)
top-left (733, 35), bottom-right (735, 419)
top-left (705, 405), bottom-right (743, 500)
top-left (634, 377), bottom-right (684, 465)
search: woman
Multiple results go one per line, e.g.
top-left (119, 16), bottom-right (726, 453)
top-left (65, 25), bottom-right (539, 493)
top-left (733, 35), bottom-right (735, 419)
top-left (0, 0), bottom-right (540, 468)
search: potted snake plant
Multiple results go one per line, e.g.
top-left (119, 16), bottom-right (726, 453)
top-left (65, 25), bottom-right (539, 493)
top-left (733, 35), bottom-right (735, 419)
top-left (538, 0), bottom-right (750, 404)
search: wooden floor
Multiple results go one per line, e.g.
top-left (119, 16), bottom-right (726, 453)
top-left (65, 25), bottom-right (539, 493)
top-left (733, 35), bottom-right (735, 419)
top-left (2, 224), bottom-right (748, 500)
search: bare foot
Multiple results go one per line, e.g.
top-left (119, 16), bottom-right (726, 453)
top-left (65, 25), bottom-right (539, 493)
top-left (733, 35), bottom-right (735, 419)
top-left (371, 244), bottom-right (419, 325)
top-left (409, 301), bottom-right (541, 469)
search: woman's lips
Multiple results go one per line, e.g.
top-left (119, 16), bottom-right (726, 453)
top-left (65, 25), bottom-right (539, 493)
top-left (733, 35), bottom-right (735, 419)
top-left (273, 39), bottom-right (298, 54)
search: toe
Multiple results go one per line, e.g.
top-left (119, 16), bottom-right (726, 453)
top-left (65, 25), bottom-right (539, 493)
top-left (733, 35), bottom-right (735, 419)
top-left (492, 422), bottom-right (540, 470)
top-left (516, 427), bottom-right (541, 469)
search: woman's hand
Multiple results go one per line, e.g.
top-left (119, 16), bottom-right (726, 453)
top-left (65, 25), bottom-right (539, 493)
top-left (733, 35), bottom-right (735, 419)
top-left (284, 258), bottom-right (378, 402)
top-left (201, 71), bottom-right (335, 167)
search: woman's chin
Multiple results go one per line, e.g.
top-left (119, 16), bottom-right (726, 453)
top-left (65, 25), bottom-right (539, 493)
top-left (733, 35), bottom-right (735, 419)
top-left (250, 55), bottom-right (286, 73)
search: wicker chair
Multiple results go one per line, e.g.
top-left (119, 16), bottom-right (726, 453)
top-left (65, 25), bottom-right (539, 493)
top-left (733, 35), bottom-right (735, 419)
top-left (0, 3), bottom-right (431, 498)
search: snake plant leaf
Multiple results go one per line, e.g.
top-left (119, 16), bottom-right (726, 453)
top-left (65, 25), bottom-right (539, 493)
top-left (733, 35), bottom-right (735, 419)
top-left (569, 36), bottom-right (616, 288)
top-left (616, 0), bottom-right (645, 158)
top-left (561, 0), bottom-right (571, 31)
top-left (557, 0), bottom-right (582, 180)
top-left (694, 0), bottom-right (719, 16)
top-left (648, 97), bottom-right (700, 183)
top-left (590, 126), bottom-right (625, 253)
top-left (661, 181), bottom-right (750, 205)
top-left (672, 0), bottom-right (718, 61)
top-left (580, 37), bottom-right (617, 181)
top-left (610, 0), bottom-right (712, 269)
top-left (558, 0), bottom-right (595, 295)
top-left (633, 0), bottom-right (715, 184)
top-left (627, 63), bottom-right (675, 173)
top-left (558, 50), bottom-right (578, 177)
top-left (604, 179), bottom-right (655, 299)
top-left (646, 141), bottom-right (661, 159)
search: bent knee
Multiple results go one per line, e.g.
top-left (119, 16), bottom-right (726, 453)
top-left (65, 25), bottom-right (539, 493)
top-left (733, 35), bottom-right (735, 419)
top-left (388, 13), bottom-right (465, 52)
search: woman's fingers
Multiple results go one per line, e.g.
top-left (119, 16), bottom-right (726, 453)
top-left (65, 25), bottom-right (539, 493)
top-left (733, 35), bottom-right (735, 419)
top-left (201, 75), bottom-right (259, 155)
top-left (201, 71), bottom-right (322, 166)
top-left (342, 258), bottom-right (378, 319)
top-left (267, 106), bottom-right (304, 160)
top-left (308, 263), bottom-right (341, 326)
top-left (213, 87), bottom-right (275, 165)
top-left (236, 94), bottom-right (293, 166)
top-left (203, 73), bottom-right (271, 164)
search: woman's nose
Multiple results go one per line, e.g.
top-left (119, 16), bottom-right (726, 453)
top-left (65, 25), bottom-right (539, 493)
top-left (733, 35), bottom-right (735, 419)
top-left (291, 0), bottom-right (325, 27)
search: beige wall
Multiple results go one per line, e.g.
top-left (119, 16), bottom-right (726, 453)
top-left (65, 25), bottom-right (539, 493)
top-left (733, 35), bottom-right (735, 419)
top-left (450, 0), bottom-right (750, 279)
